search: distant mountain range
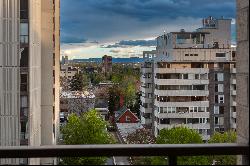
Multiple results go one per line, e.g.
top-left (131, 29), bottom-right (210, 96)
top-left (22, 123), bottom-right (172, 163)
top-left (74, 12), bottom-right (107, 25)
top-left (72, 57), bottom-right (144, 63)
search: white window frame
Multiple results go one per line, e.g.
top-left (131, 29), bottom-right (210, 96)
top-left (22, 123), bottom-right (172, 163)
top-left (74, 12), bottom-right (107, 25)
top-left (217, 73), bottom-right (224, 81)
top-left (218, 95), bottom-right (224, 103)
top-left (218, 84), bottom-right (224, 92)
top-left (214, 106), bottom-right (219, 114)
top-left (125, 116), bottom-right (131, 122)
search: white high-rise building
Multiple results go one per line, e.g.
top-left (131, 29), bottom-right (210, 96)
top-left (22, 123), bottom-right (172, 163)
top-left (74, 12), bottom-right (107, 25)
top-left (140, 17), bottom-right (236, 141)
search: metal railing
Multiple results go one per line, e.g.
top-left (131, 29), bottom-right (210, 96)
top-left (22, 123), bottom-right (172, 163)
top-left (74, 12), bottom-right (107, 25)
top-left (0, 144), bottom-right (248, 165)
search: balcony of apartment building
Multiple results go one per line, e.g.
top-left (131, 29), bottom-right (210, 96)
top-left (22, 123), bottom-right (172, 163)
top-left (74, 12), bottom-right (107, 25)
top-left (140, 103), bottom-right (153, 114)
top-left (141, 112), bottom-right (152, 125)
top-left (154, 117), bottom-right (210, 132)
top-left (230, 67), bottom-right (237, 74)
top-left (231, 77), bottom-right (237, 84)
top-left (154, 73), bottom-right (209, 85)
top-left (140, 94), bottom-right (153, 104)
top-left (140, 84), bottom-right (153, 94)
top-left (155, 67), bottom-right (209, 74)
top-left (155, 96), bottom-right (209, 108)
top-left (140, 74), bottom-right (153, 84)
top-left (172, 32), bottom-right (208, 49)
top-left (155, 107), bottom-right (209, 119)
top-left (154, 84), bottom-right (209, 97)
top-left (141, 62), bottom-right (153, 73)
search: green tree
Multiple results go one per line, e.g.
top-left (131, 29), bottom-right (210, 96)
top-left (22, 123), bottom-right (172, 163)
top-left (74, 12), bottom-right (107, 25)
top-left (154, 127), bottom-right (210, 165)
top-left (208, 130), bottom-right (237, 165)
top-left (108, 86), bottom-right (121, 116)
top-left (69, 73), bottom-right (89, 91)
top-left (128, 92), bottom-right (141, 118)
top-left (61, 110), bottom-right (115, 165)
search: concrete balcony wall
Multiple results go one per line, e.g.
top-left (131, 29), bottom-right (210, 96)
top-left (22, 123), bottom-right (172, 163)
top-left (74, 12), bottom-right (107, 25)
top-left (232, 101), bottom-right (237, 106)
top-left (154, 100), bottom-right (209, 107)
top-left (230, 68), bottom-right (237, 73)
top-left (156, 123), bottom-right (210, 130)
top-left (141, 77), bottom-right (153, 84)
top-left (154, 68), bottom-right (209, 74)
top-left (232, 112), bottom-right (237, 118)
top-left (140, 96), bottom-right (153, 104)
top-left (231, 78), bottom-right (237, 84)
top-left (175, 43), bottom-right (205, 49)
top-left (155, 89), bottom-right (209, 96)
top-left (141, 116), bottom-right (152, 125)
top-left (232, 123), bottom-right (236, 129)
top-left (155, 79), bottom-right (209, 85)
top-left (140, 105), bottom-right (153, 114)
top-left (231, 90), bottom-right (237, 96)
top-left (141, 68), bottom-right (153, 73)
top-left (156, 112), bottom-right (210, 119)
top-left (141, 87), bottom-right (153, 94)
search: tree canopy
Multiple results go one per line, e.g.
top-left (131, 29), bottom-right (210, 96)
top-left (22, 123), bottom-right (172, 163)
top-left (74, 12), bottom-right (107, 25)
top-left (61, 110), bottom-right (115, 165)
top-left (69, 73), bottom-right (89, 91)
top-left (154, 127), bottom-right (210, 165)
top-left (208, 130), bottom-right (237, 165)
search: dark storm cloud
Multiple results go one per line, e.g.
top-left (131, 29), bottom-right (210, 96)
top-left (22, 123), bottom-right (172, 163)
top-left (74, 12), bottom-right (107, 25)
top-left (61, 0), bottom-right (236, 43)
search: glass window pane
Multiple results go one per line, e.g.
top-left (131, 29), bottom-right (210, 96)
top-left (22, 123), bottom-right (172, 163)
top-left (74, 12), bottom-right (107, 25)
top-left (21, 23), bottom-right (28, 36)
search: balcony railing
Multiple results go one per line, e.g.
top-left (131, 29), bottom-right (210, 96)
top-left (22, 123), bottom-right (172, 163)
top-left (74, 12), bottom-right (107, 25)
top-left (0, 144), bottom-right (248, 165)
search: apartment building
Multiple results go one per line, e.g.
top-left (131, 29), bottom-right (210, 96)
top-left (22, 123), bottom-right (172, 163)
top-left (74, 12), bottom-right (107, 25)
top-left (140, 17), bottom-right (236, 140)
top-left (0, 0), bottom-right (60, 164)
top-left (140, 50), bottom-right (156, 128)
top-left (102, 55), bottom-right (112, 75)
top-left (60, 65), bottom-right (80, 80)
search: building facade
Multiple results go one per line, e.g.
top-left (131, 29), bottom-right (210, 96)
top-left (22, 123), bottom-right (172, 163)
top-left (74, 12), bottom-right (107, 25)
top-left (236, 0), bottom-right (249, 165)
top-left (60, 65), bottom-right (79, 80)
top-left (102, 55), bottom-right (112, 75)
top-left (0, 0), bottom-right (60, 164)
top-left (140, 17), bottom-right (236, 140)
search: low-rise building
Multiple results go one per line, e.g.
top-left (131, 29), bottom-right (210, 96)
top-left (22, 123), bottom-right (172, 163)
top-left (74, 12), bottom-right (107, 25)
top-left (60, 91), bottom-right (95, 115)
top-left (60, 65), bottom-right (80, 80)
top-left (115, 107), bottom-right (140, 123)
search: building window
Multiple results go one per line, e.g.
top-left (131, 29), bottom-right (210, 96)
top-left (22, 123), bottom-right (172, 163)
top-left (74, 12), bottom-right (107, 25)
top-left (215, 73), bottom-right (224, 81)
top-left (214, 117), bottom-right (219, 125)
top-left (218, 95), bottom-right (224, 103)
top-left (20, 47), bottom-right (29, 67)
top-left (218, 84), bottom-right (224, 92)
top-left (20, 0), bottom-right (29, 19)
top-left (216, 53), bottom-right (226, 58)
top-left (219, 106), bottom-right (224, 114)
top-left (214, 106), bottom-right (219, 114)
top-left (21, 96), bottom-right (28, 108)
top-left (20, 23), bottom-right (29, 44)
top-left (195, 74), bottom-right (200, 79)
top-left (183, 74), bottom-right (188, 79)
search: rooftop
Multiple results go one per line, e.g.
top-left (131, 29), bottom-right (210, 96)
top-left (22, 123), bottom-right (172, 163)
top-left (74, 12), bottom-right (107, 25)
top-left (60, 91), bottom-right (95, 99)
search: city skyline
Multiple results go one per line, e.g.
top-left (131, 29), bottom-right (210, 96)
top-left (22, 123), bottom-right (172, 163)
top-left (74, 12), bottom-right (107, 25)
top-left (61, 0), bottom-right (236, 59)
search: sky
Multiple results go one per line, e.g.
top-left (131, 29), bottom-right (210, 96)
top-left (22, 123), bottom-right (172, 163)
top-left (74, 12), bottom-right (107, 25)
top-left (61, 0), bottom-right (236, 59)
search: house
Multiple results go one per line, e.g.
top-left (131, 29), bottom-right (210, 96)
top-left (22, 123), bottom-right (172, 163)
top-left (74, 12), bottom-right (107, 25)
top-left (115, 107), bottom-right (139, 123)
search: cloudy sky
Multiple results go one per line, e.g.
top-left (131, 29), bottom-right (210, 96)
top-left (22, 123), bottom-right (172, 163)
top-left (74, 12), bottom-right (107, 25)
top-left (61, 0), bottom-right (236, 59)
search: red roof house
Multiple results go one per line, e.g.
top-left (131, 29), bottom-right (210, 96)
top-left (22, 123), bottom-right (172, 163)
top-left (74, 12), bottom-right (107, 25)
top-left (115, 107), bottom-right (139, 123)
